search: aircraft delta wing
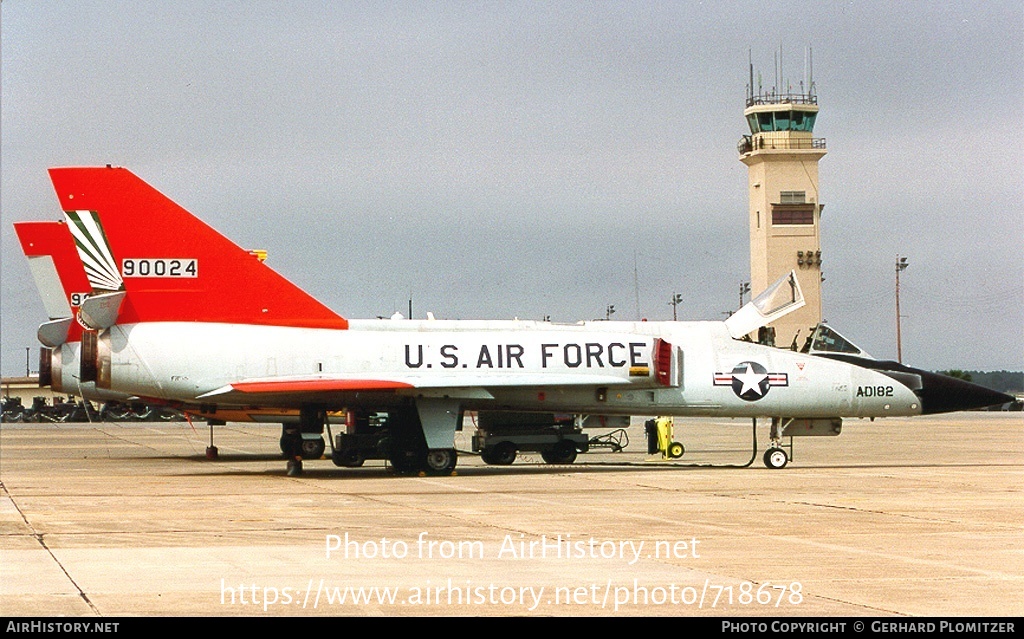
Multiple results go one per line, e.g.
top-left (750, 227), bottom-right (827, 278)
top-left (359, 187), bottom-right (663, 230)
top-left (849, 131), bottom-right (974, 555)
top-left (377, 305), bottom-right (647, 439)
top-left (33, 166), bottom-right (1012, 475)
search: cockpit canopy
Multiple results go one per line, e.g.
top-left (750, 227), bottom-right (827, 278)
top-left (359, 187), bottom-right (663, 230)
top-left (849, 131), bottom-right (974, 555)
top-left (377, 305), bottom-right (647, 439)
top-left (802, 323), bottom-right (874, 360)
top-left (724, 270), bottom-right (805, 340)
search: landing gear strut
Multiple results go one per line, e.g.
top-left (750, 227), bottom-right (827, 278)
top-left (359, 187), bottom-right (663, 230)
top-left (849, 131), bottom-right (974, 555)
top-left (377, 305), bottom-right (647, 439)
top-left (764, 417), bottom-right (789, 469)
top-left (283, 407), bottom-right (329, 476)
top-left (205, 420), bottom-right (219, 460)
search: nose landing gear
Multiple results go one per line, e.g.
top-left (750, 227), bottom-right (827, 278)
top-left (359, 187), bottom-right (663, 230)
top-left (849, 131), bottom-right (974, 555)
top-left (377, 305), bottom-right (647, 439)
top-left (763, 447), bottom-right (789, 469)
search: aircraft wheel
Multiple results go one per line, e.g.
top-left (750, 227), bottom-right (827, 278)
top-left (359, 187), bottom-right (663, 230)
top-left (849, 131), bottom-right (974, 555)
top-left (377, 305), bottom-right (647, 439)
top-left (667, 441), bottom-right (685, 459)
top-left (488, 442), bottom-right (517, 465)
top-left (763, 447), bottom-right (788, 469)
top-left (300, 436), bottom-right (326, 460)
top-left (423, 448), bottom-right (457, 475)
top-left (389, 450), bottom-right (420, 474)
top-left (541, 441), bottom-right (577, 464)
top-left (280, 431), bottom-right (301, 457)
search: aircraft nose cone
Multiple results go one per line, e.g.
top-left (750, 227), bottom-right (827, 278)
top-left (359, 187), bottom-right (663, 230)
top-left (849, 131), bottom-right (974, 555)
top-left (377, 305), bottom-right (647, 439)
top-left (916, 371), bottom-right (1015, 414)
top-left (814, 353), bottom-right (1015, 415)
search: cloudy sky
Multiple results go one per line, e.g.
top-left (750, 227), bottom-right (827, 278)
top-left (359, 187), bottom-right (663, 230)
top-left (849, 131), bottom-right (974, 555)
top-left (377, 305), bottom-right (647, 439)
top-left (2, 1), bottom-right (1021, 376)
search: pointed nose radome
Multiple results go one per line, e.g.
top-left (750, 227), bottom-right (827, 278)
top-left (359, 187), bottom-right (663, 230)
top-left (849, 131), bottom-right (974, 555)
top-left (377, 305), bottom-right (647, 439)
top-left (815, 354), bottom-right (1014, 415)
top-left (914, 370), bottom-right (1015, 415)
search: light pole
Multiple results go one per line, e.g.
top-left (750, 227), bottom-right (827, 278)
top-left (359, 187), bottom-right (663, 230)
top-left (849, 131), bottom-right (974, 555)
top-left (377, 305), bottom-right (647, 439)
top-left (605, 305), bottom-right (615, 321)
top-left (895, 255), bottom-right (908, 363)
top-left (739, 281), bottom-right (750, 309)
top-left (669, 293), bottom-right (682, 321)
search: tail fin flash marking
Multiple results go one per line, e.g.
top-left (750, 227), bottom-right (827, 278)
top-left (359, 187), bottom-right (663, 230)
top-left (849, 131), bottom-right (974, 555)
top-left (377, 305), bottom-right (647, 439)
top-left (48, 167), bottom-right (348, 330)
top-left (64, 210), bottom-right (124, 292)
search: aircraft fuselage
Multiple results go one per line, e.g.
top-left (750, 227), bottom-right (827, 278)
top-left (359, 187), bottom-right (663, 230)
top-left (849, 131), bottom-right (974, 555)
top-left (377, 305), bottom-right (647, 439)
top-left (79, 318), bottom-right (923, 420)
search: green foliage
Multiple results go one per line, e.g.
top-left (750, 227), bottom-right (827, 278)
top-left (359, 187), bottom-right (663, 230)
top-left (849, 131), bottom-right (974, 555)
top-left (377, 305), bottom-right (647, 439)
top-left (940, 370), bottom-right (972, 382)
top-left (936, 371), bottom-right (1023, 394)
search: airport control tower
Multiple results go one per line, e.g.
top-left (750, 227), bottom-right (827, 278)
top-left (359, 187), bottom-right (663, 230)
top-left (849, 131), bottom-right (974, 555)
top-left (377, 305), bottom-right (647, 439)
top-left (738, 51), bottom-right (826, 349)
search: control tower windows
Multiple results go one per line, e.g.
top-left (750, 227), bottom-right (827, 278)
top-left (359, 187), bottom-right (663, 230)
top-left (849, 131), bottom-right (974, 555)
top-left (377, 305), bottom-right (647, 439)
top-left (746, 110), bottom-right (817, 134)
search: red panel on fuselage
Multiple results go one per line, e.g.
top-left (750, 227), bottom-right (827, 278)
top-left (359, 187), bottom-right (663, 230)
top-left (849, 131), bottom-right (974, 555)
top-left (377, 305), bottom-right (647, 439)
top-left (230, 379), bottom-right (414, 393)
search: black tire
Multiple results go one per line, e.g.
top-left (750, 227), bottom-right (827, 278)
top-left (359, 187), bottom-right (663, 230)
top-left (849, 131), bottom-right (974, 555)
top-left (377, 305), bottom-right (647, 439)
top-left (280, 434), bottom-right (295, 456)
top-left (423, 448), bottom-right (457, 475)
top-left (300, 437), bottom-right (326, 460)
top-left (541, 441), bottom-right (577, 464)
top-left (280, 427), bottom-right (302, 457)
top-left (332, 449), bottom-right (365, 468)
top-left (763, 447), bottom-right (788, 469)
top-left (489, 442), bottom-right (517, 466)
top-left (668, 441), bottom-right (685, 459)
top-left (389, 450), bottom-right (420, 474)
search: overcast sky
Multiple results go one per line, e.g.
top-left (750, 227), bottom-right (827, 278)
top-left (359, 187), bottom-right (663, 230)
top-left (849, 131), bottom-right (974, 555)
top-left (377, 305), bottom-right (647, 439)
top-left (2, 1), bottom-right (1022, 376)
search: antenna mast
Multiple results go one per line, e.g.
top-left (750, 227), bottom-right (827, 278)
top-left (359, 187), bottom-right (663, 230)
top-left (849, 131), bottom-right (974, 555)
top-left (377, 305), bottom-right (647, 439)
top-left (633, 250), bottom-right (641, 320)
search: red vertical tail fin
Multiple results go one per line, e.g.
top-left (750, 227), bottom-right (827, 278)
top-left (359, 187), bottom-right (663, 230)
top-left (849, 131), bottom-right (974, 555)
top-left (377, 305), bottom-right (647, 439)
top-left (14, 220), bottom-right (90, 344)
top-left (48, 166), bottom-right (348, 329)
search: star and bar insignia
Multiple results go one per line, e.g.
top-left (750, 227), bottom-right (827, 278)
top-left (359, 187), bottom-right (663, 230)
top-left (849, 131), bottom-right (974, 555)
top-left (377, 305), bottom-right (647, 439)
top-left (714, 361), bottom-right (788, 401)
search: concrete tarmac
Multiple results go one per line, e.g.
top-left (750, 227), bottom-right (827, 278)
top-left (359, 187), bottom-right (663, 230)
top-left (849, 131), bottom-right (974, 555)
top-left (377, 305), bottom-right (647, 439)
top-left (1, 412), bottom-right (1021, 617)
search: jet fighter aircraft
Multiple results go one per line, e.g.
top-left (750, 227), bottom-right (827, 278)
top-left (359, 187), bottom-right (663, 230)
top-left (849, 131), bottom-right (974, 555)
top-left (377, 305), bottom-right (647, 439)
top-left (22, 166), bottom-right (1011, 475)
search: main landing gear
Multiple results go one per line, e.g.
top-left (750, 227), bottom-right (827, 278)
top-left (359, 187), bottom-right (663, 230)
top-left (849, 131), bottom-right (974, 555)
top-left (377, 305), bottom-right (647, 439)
top-left (281, 407), bottom-right (330, 476)
top-left (383, 406), bottom-right (459, 476)
top-left (422, 448), bottom-right (458, 475)
top-left (279, 429), bottom-right (327, 460)
top-left (289, 401), bottom-right (462, 477)
top-left (381, 446), bottom-right (459, 476)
